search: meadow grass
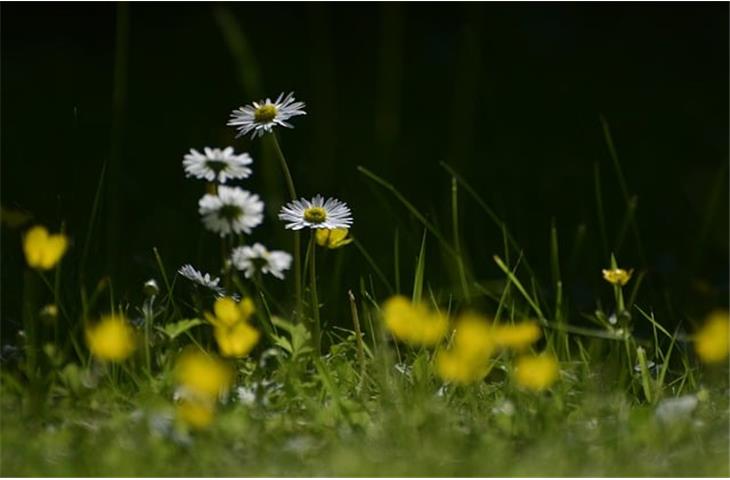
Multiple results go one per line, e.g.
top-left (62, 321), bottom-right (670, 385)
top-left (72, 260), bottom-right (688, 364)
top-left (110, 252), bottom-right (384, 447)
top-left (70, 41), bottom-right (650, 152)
top-left (2, 149), bottom-right (728, 476)
top-left (2, 8), bottom-right (728, 475)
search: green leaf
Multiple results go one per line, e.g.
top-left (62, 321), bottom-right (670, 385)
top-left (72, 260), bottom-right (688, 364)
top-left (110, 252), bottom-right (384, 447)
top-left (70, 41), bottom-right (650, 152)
top-left (157, 318), bottom-right (203, 340)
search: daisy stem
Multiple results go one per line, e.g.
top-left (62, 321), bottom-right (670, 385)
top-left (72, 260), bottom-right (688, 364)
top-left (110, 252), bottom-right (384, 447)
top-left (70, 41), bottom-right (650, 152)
top-left (270, 133), bottom-right (302, 321)
top-left (308, 233), bottom-right (322, 355)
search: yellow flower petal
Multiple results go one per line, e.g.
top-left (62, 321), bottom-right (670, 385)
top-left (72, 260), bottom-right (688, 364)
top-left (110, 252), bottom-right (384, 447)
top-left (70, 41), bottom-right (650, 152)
top-left (315, 228), bottom-right (353, 249)
top-left (382, 295), bottom-right (447, 347)
top-left (213, 297), bottom-right (240, 327)
top-left (602, 268), bottom-right (633, 286)
top-left (435, 348), bottom-right (491, 385)
top-left (85, 314), bottom-right (136, 362)
top-left (514, 354), bottom-right (559, 391)
top-left (23, 226), bottom-right (69, 270)
top-left (453, 313), bottom-right (494, 359)
top-left (177, 400), bottom-right (215, 430)
top-left (214, 322), bottom-right (260, 358)
top-left (491, 321), bottom-right (542, 351)
top-left (695, 310), bottom-right (729, 364)
top-left (175, 349), bottom-right (232, 398)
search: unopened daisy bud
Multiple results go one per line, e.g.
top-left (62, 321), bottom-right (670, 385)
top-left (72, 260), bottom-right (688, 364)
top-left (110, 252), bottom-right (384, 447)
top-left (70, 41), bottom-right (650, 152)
top-left (315, 228), bottom-right (353, 249)
top-left (143, 279), bottom-right (160, 298)
top-left (602, 268), bottom-right (633, 286)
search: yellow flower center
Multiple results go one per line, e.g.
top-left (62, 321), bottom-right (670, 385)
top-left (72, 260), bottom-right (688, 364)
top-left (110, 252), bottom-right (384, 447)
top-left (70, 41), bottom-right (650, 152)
top-left (254, 104), bottom-right (277, 123)
top-left (303, 206), bottom-right (327, 224)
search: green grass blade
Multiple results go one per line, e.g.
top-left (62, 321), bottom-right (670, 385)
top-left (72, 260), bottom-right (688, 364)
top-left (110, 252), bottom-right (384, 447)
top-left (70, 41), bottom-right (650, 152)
top-left (358, 166), bottom-right (457, 258)
top-left (493, 254), bottom-right (544, 320)
top-left (412, 230), bottom-right (427, 304)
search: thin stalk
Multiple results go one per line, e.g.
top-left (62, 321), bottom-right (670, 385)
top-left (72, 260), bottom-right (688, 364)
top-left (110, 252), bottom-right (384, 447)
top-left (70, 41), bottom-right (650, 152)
top-left (142, 298), bottom-right (154, 377)
top-left (308, 234), bottom-right (321, 354)
top-left (270, 133), bottom-right (302, 320)
top-left (348, 290), bottom-right (367, 390)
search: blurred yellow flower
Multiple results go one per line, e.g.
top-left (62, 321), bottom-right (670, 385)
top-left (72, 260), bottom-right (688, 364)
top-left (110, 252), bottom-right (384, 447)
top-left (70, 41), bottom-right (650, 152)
top-left (452, 314), bottom-right (494, 359)
top-left (204, 297), bottom-right (260, 358)
top-left (315, 228), bottom-right (353, 249)
top-left (434, 314), bottom-right (494, 385)
top-left (176, 399), bottom-right (216, 430)
top-left (694, 310), bottom-right (729, 364)
top-left (602, 268), bottom-right (633, 286)
top-left (175, 349), bottom-right (232, 398)
top-left (436, 348), bottom-right (492, 385)
top-left (382, 295), bottom-right (448, 346)
top-left (214, 321), bottom-right (260, 358)
top-left (491, 321), bottom-right (542, 351)
top-left (514, 354), bottom-right (559, 391)
top-left (205, 296), bottom-right (255, 327)
top-left (85, 314), bottom-right (136, 362)
top-left (23, 225), bottom-right (68, 270)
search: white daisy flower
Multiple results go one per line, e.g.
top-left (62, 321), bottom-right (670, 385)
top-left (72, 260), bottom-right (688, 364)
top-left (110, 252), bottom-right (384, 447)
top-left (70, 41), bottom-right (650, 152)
top-left (278, 195), bottom-right (353, 231)
top-left (182, 147), bottom-right (253, 183)
top-left (178, 264), bottom-right (223, 293)
top-left (199, 186), bottom-right (264, 237)
top-left (231, 243), bottom-right (293, 280)
top-left (228, 92), bottom-right (306, 139)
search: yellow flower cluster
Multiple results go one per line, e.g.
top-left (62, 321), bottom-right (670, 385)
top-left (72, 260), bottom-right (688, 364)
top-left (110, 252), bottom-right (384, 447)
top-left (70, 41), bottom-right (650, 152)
top-left (205, 297), bottom-right (260, 358)
top-left (382, 295), bottom-right (558, 390)
top-left (174, 349), bottom-right (233, 430)
top-left (85, 314), bottom-right (136, 362)
top-left (315, 228), bottom-right (353, 249)
top-left (694, 310), bottom-right (729, 364)
top-left (435, 314), bottom-right (547, 387)
top-left (23, 225), bottom-right (68, 270)
top-left (382, 295), bottom-right (448, 346)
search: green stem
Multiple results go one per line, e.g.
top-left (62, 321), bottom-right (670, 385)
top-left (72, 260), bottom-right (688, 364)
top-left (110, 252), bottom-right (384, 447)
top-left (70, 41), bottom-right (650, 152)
top-left (309, 233), bottom-right (321, 354)
top-left (143, 299), bottom-right (154, 377)
top-left (270, 133), bottom-right (302, 321)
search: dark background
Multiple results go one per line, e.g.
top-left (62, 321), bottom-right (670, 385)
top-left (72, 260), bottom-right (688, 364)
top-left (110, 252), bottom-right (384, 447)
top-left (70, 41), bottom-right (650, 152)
top-left (2, 2), bottom-right (728, 339)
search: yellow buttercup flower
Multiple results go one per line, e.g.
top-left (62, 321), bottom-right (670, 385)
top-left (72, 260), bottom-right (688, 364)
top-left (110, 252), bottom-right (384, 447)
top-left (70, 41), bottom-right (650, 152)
top-left (436, 348), bottom-right (491, 385)
top-left (175, 349), bottom-right (233, 398)
top-left (452, 314), bottom-right (495, 360)
top-left (602, 268), bottom-right (633, 286)
top-left (205, 296), bottom-right (255, 327)
top-left (214, 321), bottom-right (260, 358)
top-left (315, 228), bottom-right (353, 249)
top-left (694, 310), bottom-right (729, 364)
top-left (204, 297), bottom-right (259, 358)
top-left (491, 321), bottom-right (542, 351)
top-left (23, 225), bottom-right (68, 270)
top-left (382, 295), bottom-right (448, 347)
top-left (85, 314), bottom-right (136, 362)
top-left (176, 399), bottom-right (216, 430)
top-left (434, 314), bottom-right (495, 385)
top-left (514, 354), bottom-right (559, 391)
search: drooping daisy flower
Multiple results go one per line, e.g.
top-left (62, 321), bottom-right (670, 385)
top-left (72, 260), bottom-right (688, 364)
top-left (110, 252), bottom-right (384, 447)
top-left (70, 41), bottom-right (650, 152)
top-left (231, 243), bottom-right (293, 280)
top-left (228, 92), bottom-right (306, 139)
top-left (183, 147), bottom-right (253, 183)
top-left (199, 186), bottom-right (264, 236)
top-left (278, 195), bottom-right (353, 231)
top-left (178, 264), bottom-right (223, 293)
